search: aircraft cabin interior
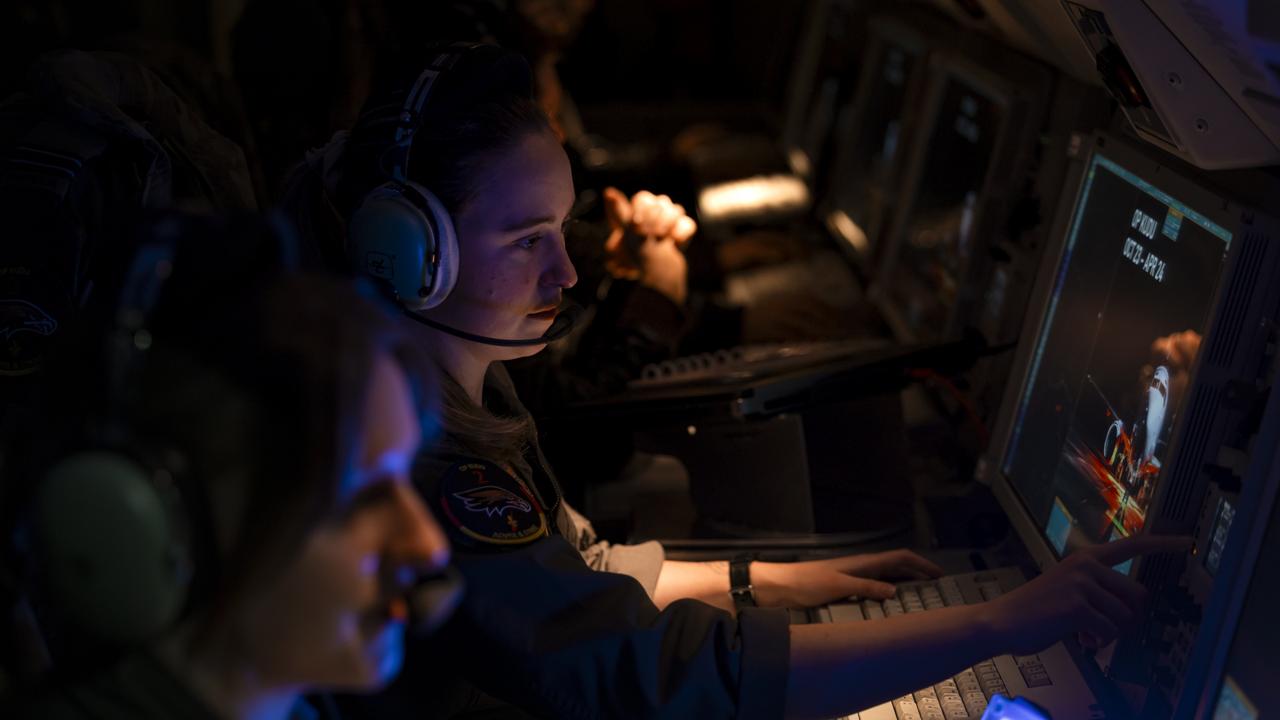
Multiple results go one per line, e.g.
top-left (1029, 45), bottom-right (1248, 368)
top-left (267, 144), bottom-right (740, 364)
top-left (1, 1), bottom-right (1279, 719)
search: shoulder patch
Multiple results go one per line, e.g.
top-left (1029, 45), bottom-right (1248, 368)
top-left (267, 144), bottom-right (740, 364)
top-left (437, 460), bottom-right (548, 547)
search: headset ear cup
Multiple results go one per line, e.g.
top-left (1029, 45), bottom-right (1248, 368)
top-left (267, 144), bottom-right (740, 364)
top-left (34, 452), bottom-right (191, 642)
top-left (347, 183), bottom-right (458, 310)
top-left (405, 181), bottom-right (459, 309)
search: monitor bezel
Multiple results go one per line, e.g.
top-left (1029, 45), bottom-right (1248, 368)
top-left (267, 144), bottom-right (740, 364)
top-left (983, 132), bottom-right (1250, 573)
top-left (867, 47), bottom-right (1045, 344)
top-left (820, 12), bottom-right (937, 278)
top-left (779, 0), bottom-right (838, 157)
top-left (779, 0), bottom-right (867, 180)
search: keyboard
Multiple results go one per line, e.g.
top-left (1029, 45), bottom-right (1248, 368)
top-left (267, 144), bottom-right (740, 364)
top-left (803, 567), bottom-right (1050, 720)
top-left (630, 338), bottom-right (889, 390)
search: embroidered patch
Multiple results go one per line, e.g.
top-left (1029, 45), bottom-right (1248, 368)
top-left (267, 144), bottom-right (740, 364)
top-left (437, 460), bottom-right (548, 546)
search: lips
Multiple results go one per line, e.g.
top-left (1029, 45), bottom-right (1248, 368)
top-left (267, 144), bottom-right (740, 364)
top-left (527, 306), bottom-right (559, 321)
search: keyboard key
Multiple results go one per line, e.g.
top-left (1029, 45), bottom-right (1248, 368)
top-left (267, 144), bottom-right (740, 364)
top-left (939, 577), bottom-right (966, 606)
top-left (828, 602), bottom-right (865, 623)
top-left (863, 601), bottom-right (885, 620)
top-left (978, 583), bottom-right (1003, 601)
top-left (851, 703), bottom-right (897, 720)
top-left (964, 691), bottom-right (988, 714)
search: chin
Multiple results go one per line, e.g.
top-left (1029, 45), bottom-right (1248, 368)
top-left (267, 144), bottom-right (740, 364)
top-left (500, 342), bottom-right (549, 361)
top-left (324, 626), bottom-right (406, 690)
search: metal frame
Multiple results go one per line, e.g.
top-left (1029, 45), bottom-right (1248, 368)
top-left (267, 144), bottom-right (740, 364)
top-left (867, 41), bottom-right (1050, 344)
top-left (820, 10), bottom-right (939, 279)
top-left (1175, 381), bottom-right (1280, 718)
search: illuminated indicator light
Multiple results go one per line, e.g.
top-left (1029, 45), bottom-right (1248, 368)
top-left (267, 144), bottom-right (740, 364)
top-left (686, 425), bottom-right (697, 436)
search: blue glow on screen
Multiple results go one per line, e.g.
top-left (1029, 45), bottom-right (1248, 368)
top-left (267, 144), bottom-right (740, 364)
top-left (1046, 498), bottom-right (1072, 556)
top-left (1213, 677), bottom-right (1258, 720)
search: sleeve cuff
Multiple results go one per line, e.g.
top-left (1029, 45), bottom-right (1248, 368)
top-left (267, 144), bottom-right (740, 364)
top-left (600, 540), bottom-right (666, 598)
top-left (735, 608), bottom-right (792, 720)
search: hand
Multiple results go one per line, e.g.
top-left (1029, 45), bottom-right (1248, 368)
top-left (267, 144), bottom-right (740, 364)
top-left (602, 187), bottom-right (696, 305)
top-left (981, 534), bottom-right (1190, 656)
top-left (751, 549), bottom-right (944, 609)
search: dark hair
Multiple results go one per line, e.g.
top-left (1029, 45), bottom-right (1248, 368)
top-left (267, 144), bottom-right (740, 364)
top-left (336, 44), bottom-right (554, 220)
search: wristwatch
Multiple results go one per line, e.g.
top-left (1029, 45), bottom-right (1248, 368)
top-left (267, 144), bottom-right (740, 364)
top-left (729, 555), bottom-right (756, 609)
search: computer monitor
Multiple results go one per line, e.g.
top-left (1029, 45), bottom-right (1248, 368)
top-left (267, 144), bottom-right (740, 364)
top-left (872, 49), bottom-right (1049, 343)
top-left (991, 135), bottom-right (1267, 558)
top-left (823, 15), bottom-right (932, 275)
top-left (779, 0), bottom-right (865, 187)
top-left (983, 132), bottom-right (1280, 714)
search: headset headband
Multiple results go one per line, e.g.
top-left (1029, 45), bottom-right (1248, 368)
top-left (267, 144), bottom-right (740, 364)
top-left (382, 44), bottom-right (479, 183)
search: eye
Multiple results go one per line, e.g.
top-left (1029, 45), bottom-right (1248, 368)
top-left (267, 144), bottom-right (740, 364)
top-left (515, 233), bottom-right (542, 250)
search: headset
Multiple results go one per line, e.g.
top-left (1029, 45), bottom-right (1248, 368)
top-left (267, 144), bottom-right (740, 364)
top-left (344, 43), bottom-right (581, 348)
top-left (29, 213), bottom-right (304, 644)
top-left (30, 221), bottom-right (212, 644)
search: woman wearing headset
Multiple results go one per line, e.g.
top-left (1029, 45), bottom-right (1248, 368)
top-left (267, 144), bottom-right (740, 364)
top-left (292, 46), bottom-right (1182, 720)
top-left (18, 217), bottom-right (459, 720)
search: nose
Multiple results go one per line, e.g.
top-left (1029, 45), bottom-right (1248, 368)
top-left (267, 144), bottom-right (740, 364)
top-left (385, 482), bottom-right (450, 574)
top-left (542, 237), bottom-right (578, 289)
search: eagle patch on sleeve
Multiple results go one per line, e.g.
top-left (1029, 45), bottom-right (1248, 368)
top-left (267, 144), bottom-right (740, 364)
top-left (437, 460), bottom-right (548, 547)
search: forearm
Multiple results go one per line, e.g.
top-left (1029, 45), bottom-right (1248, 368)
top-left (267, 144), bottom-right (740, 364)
top-left (652, 560), bottom-right (733, 611)
top-left (785, 605), bottom-right (1000, 720)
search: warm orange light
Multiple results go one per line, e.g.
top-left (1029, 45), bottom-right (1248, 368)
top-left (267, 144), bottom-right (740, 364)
top-left (829, 209), bottom-right (870, 254)
top-left (698, 174), bottom-right (810, 223)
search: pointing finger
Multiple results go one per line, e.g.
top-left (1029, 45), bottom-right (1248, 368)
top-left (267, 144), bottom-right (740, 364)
top-left (603, 187), bottom-right (631, 227)
top-left (1092, 534), bottom-right (1190, 567)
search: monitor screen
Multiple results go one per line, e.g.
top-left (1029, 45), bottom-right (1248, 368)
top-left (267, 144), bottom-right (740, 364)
top-left (827, 40), bottom-right (919, 258)
top-left (886, 74), bottom-right (1006, 337)
top-left (1001, 151), bottom-right (1233, 558)
top-left (1209, 491), bottom-right (1280, 719)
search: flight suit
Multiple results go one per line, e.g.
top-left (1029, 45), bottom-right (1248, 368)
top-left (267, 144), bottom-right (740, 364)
top-left (383, 364), bottom-right (793, 719)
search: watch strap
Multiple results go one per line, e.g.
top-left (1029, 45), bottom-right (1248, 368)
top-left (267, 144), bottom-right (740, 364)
top-left (728, 556), bottom-right (756, 609)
